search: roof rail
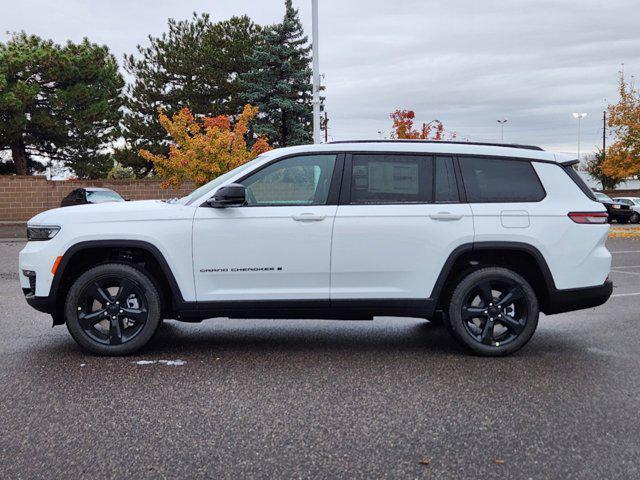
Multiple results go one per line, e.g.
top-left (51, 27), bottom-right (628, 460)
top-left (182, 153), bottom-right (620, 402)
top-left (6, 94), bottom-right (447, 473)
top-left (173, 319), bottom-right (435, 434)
top-left (328, 139), bottom-right (544, 151)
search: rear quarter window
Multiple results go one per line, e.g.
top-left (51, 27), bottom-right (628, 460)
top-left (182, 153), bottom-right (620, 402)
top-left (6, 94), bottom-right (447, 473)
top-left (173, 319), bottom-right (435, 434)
top-left (459, 156), bottom-right (545, 203)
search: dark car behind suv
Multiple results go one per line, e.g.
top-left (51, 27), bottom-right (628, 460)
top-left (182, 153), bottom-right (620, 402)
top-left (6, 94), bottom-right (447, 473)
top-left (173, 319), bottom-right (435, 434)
top-left (60, 187), bottom-right (125, 207)
top-left (594, 192), bottom-right (633, 223)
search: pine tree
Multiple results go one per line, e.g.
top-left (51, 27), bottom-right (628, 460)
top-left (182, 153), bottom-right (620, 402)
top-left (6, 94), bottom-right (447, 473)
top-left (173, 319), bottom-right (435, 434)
top-left (0, 33), bottom-right (123, 177)
top-left (241, 0), bottom-right (313, 147)
top-left (119, 13), bottom-right (261, 177)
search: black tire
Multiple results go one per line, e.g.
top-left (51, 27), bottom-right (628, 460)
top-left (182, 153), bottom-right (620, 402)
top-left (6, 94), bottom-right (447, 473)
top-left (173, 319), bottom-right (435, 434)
top-left (631, 213), bottom-right (640, 224)
top-left (65, 263), bottom-right (162, 356)
top-left (447, 267), bottom-right (539, 356)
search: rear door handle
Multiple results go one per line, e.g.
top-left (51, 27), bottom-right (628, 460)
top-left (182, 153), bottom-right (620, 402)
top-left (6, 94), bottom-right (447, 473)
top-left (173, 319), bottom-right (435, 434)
top-left (292, 213), bottom-right (326, 222)
top-left (429, 212), bottom-right (463, 221)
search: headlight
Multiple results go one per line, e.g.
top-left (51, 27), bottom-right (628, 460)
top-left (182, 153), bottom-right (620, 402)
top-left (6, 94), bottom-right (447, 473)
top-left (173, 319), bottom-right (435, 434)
top-left (27, 225), bottom-right (61, 241)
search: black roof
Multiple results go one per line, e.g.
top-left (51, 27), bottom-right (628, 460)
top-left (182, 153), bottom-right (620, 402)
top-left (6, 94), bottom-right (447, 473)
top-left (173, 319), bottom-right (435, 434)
top-left (328, 139), bottom-right (544, 151)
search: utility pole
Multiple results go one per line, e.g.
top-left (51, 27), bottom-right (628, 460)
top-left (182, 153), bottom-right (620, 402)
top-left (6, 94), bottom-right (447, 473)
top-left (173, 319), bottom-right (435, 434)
top-left (321, 111), bottom-right (329, 142)
top-left (311, 0), bottom-right (321, 144)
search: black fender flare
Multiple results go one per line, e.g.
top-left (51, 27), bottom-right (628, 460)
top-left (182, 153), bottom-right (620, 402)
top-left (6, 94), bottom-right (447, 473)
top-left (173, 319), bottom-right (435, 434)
top-left (49, 240), bottom-right (186, 324)
top-left (429, 241), bottom-right (557, 310)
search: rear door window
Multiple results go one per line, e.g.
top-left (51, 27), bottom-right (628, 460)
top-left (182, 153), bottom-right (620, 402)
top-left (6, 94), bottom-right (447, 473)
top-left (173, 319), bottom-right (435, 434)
top-left (349, 154), bottom-right (432, 204)
top-left (459, 156), bottom-right (545, 203)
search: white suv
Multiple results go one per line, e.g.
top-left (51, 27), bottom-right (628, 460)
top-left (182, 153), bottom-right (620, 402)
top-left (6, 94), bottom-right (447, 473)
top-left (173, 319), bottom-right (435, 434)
top-left (19, 141), bottom-right (612, 356)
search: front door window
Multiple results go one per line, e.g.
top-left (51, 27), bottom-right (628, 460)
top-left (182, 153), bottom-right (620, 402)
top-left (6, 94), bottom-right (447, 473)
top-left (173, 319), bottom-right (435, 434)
top-left (241, 154), bottom-right (337, 206)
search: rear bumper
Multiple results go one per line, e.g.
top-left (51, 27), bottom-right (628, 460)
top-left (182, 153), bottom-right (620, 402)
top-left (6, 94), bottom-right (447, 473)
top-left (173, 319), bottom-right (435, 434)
top-left (545, 280), bottom-right (613, 314)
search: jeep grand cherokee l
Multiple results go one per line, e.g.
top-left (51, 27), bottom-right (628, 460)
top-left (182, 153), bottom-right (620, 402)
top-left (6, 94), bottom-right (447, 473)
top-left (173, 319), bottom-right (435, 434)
top-left (19, 141), bottom-right (612, 356)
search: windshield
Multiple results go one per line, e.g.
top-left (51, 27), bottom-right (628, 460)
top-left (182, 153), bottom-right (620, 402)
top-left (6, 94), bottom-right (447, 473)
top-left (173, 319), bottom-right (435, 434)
top-left (180, 155), bottom-right (268, 206)
top-left (86, 190), bottom-right (125, 203)
top-left (595, 192), bottom-right (612, 202)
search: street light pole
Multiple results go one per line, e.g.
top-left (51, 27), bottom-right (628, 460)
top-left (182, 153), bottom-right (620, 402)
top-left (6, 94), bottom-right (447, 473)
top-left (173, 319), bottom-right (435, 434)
top-left (497, 119), bottom-right (508, 142)
top-left (602, 110), bottom-right (607, 156)
top-left (572, 112), bottom-right (587, 160)
top-left (311, 0), bottom-right (321, 144)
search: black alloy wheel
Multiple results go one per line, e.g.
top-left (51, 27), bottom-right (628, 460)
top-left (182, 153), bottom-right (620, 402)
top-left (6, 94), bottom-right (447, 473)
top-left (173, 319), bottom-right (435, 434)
top-left (77, 277), bottom-right (149, 345)
top-left (65, 264), bottom-right (161, 355)
top-left (461, 279), bottom-right (526, 347)
top-left (447, 267), bottom-right (539, 356)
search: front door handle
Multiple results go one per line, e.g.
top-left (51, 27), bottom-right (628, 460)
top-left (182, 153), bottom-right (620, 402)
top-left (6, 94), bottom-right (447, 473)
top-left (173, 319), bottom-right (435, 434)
top-left (292, 213), bottom-right (326, 222)
top-left (429, 212), bottom-right (463, 221)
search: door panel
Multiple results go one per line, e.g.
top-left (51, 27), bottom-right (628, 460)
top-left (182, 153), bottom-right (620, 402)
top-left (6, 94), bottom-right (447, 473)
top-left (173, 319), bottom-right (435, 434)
top-left (193, 153), bottom-right (340, 302)
top-left (193, 205), bottom-right (337, 301)
top-left (330, 153), bottom-right (474, 300)
top-left (330, 204), bottom-right (474, 299)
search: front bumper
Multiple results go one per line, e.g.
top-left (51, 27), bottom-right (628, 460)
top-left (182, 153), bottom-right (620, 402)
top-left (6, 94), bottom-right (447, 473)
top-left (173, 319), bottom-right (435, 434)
top-left (23, 289), bottom-right (54, 314)
top-left (545, 280), bottom-right (613, 314)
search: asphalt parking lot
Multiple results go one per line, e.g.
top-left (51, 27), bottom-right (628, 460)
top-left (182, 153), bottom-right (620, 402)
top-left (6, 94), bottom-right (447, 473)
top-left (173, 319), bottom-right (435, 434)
top-left (1, 238), bottom-right (639, 479)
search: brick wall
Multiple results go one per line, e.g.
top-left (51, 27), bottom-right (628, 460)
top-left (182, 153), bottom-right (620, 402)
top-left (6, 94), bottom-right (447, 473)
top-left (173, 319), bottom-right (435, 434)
top-left (0, 176), bottom-right (195, 221)
top-left (3, 175), bottom-right (638, 223)
top-left (603, 189), bottom-right (640, 197)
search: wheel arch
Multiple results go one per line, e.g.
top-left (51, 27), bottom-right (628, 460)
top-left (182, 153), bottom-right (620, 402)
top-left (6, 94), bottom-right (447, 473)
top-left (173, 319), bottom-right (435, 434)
top-left (431, 241), bottom-right (556, 314)
top-left (50, 240), bottom-right (185, 325)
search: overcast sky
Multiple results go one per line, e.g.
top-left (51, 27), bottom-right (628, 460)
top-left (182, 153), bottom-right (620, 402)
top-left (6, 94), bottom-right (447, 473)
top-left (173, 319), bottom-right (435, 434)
top-left (2, 0), bottom-right (639, 156)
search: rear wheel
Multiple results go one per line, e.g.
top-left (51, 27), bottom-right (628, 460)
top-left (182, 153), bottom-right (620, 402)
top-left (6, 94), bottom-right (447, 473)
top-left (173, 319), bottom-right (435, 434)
top-left (65, 263), bottom-right (162, 355)
top-left (447, 267), bottom-right (539, 356)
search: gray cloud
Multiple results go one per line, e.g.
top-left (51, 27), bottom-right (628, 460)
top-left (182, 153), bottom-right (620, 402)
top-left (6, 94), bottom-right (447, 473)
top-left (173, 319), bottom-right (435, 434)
top-left (2, 0), bottom-right (638, 155)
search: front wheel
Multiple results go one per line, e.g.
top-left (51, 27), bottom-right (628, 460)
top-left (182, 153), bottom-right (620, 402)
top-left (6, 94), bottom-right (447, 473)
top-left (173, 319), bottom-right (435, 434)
top-left (631, 212), bottom-right (640, 224)
top-left (65, 263), bottom-right (162, 355)
top-left (447, 267), bottom-right (539, 356)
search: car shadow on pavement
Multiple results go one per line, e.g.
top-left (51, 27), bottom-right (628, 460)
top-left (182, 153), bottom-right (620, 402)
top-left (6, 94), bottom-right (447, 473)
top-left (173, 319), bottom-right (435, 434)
top-left (138, 317), bottom-right (599, 362)
top-left (141, 318), bottom-right (462, 355)
top-left (20, 316), bottom-right (605, 366)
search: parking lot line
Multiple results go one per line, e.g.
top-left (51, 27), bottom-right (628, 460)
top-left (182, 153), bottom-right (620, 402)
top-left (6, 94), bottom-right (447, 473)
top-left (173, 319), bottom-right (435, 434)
top-left (610, 250), bottom-right (640, 254)
top-left (611, 292), bottom-right (640, 298)
top-left (610, 265), bottom-right (640, 269)
top-left (610, 269), bottom-right (640, 276)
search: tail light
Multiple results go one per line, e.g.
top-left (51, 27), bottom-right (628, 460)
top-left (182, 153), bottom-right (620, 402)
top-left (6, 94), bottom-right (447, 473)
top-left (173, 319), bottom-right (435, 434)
top-left (568, 212), bottom-right (608, 224)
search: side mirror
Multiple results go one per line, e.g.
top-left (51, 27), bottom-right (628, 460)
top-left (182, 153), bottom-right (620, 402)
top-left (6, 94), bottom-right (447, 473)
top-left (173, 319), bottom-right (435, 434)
top-left (206, 183), bottom-right (246, 208)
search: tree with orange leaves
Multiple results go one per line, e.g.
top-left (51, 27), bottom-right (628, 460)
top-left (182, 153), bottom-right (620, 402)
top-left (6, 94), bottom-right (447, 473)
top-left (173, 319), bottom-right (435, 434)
top-left (140, 104), bottom-right (271, 188)
top-left (602, 72), bottom-right (640, 179)
top-left (389, 109), bottom-right (456, 140)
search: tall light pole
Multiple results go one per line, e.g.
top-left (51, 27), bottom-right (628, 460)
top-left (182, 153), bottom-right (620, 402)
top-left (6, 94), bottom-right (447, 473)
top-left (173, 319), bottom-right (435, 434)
top-left (311, 0), bottom-right (321, 144)
top-left (572, 112), bottom-right (587, 160)
top-left (497, 119), bottom-right (508, 142)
